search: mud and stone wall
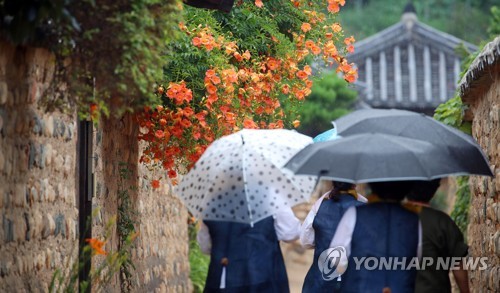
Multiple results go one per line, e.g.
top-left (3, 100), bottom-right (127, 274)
top-left (0, 42), bottom-right (79, 292)
top-left (464, 74), bottom-right (500, 292)
top-left (0, 40), bottom-right (191, 292)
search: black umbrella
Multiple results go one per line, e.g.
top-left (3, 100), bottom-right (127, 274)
top-left (284, 133), bottom-right (480, 184)
top-left (334, 108), bottom-right (493, 177)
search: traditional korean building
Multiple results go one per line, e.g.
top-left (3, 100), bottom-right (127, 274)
top-left (348, 4), bottom-right (477, 114)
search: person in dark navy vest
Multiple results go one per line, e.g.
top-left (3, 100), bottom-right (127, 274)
top-left (329, 180), bottom-right (422, 293)
top-left (197, 207), bottom-right (300, 292)
top-left (301, 181), bottom-right (367, 292)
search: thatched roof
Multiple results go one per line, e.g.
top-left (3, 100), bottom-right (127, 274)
top-left (459, 36), bottom-right (500, 100)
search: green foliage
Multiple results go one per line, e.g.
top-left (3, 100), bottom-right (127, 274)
top-left (0, 0), bottom-right (182, 117)
top-left (49, 214), bottom-right (137, 292)
top-left (433, 96), bottom-right (471, 134)
top-left (0, 0), bottom-right (80, 44)
top-left (450, 177), bottom-right (471, 237)
top-left (188, 221), bottom-right (210, 293)
top-left (117, 162), bottom-right (138, 292)
top-left (488, 6), bottom-right (500, 38)
top-left (295, 71), bottom-right (357, 136)
top-left (429, 190), bottom-right (448, 213)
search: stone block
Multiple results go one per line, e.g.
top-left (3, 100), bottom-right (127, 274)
top-left (43, 116), bottom-right (54, 137)
top-left (42, 213), bottom-right (55, 239)
top-left (63, 155), bottom-right (72, 176)
top-left (29, 82), bottom-right (42, 103)
top-left (54, 155), bottom-right (64, 172)
top-left (32, 113), bottom-right (44, 135)
top-left (55, 119), bottom-right (66, 138)
top-left (0, 110), bottom-right (3, 135)
top-left (39, 179), bottom-right (47, 202)
top-left (45, 249), bottom-right (52, 269)
top-left (37, 144), bottom-right (46, 169)
top-left (66, 122), bottom-right (74, 141)
top-left (13, 214), bottom-right (26, 243)
top-left (46, 183), bottom-right (55, 202)
top-left (2, 215), bottom-right (13, 243)
top-left (54, 214), bottom-right (65, 238)
top-left (44, 144), bottom-right (53, 166)
top-left (494, 231), bottom-right (500, 257)
top-left (13, 184), bottom-right (27, 207)
top-left (19, 144), bottom-right (29, 172)
top-left (0, 81), bottom-right (7, 104)
top-left (28, 142), bottom-right (36, 170)
top-left (32, 211), bottom-right (42, 239)
top-left (15, 256), bottom-right (24, 274)
top-left (0, 145), bottom-right (4, 174)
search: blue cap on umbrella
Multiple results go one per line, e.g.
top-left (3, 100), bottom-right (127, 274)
top-left (313, 122), bottom-right (342, 142)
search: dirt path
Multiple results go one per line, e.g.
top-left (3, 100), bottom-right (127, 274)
top-left (281, 241), bottom-right (314, 293)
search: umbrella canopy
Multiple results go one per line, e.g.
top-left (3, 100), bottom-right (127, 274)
top-left (334, 108), bottom-right (493, 177)
top-left (284, 133), bottom-right (474, 184)
top-left (178, 129), bottom-right (316, 225)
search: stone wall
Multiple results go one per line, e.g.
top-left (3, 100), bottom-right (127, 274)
top-left (93, 114), bottom-right (191, 292)
top-left (466, 76), bottom-right (500, 292)
top-left (0, 40), bottom-right (191, 292)
top-left (0, 42), bottom-right (79, 291)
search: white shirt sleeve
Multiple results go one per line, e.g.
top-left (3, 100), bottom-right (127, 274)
top-left (274, 207), bottom-right (301, 242)
top-left (197, 222), bottom-right (212, 255)
top-left (357, 193), bottom-right (368, 203)
top-left (329, 206), bottom-right (357, 274)
top-left (300, 193), bottom-right (328, 249)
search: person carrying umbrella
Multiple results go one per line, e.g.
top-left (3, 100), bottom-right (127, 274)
top-left (329, 180), bottom-right (421, 293)
top-left (197, 206), bottom-right (300, 292)
top-left (405, 179), bottom-right (470, 293)
top-left (300, 180), bottom-right (367, 292)
top-left (178, 128), bottom-right (318, 292)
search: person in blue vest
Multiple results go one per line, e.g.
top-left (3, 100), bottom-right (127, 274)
top-left (197, 207), bottom-right (300, 292)
top-left (406, 179), bottom-right (470, 293)
top-left (329, 180), bottom-right (421, 293)
top-left (300, 180), bottom-right (367, 292)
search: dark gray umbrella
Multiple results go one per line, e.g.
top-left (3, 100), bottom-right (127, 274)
top-left (284, 133), bottom-right (479, 184)
top-left (334, 108), bottom-right (493, 177)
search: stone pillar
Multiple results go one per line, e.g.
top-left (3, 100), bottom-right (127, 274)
top-left (92, 114), bottom-right (191, 292)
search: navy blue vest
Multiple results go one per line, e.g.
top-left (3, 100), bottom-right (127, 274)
top-left (340, 203), bottom-right (419, 293)
top-left (203, 216), bottom-right (289, 293)
top-left (302, 194), bottom-right (364, 293)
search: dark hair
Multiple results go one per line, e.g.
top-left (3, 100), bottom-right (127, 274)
top-left (406, 179), bottom-right (441, 203)
top-left (328, 180), bottom-right (355, 202)
top-left (368, 181), bottom-right (417, 201)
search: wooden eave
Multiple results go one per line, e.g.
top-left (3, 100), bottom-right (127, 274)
top-left (349, 19), bottom-right (477, 61)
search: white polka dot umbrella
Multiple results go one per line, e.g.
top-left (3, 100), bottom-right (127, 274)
top-left (177, 129), bottom-right (316, 225)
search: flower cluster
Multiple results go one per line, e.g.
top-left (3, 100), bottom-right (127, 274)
top-left (137, 0), bottom-right (358, 187)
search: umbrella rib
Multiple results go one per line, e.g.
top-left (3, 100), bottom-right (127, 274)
top-left (392, 139), bottom-right (433, 179)
top-left (241, 141), bottom-right (254, 226)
